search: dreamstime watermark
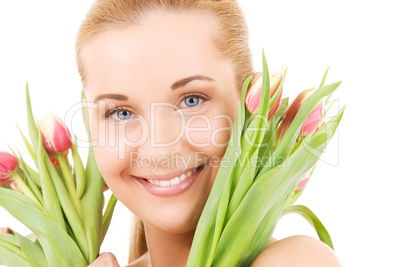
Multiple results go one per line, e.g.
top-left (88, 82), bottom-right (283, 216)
top-left (63, 98), bottom-right (341, 167)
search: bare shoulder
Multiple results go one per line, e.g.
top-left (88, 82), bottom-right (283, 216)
top-left (125, 252), bottom-right (151, 267)
top-left (251, 235), bottom-right (342, 267)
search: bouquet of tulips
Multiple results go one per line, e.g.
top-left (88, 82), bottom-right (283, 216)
top-left (187, 52), bottom-right (345, 266)
top-left (0, 87), bottom-right (117, 267)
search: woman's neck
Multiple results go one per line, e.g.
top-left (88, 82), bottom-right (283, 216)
top-left (144, 223), bottom-right (195, 267)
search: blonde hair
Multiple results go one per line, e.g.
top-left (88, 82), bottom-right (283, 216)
top-left (76, 0), bottom-right (253, 263)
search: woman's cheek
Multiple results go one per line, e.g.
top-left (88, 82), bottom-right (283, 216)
top-left (185, 115), bottom-right (213, 148)
top-left (90, 122), bottom-right (127, 181)
top-left (185, 114), bottom-right (232, 157)
top-left (210, 115), bottom-right (233, 149)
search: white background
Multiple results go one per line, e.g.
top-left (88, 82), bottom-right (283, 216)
top-left (1, 1), bottom-right (401, 266)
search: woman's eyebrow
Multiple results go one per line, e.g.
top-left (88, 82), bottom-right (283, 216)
top-left (171, 75), bottom-right (215, 90)
top-left (94, 94), bottom-right (129, 103)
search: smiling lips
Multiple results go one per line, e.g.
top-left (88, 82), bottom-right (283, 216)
top-left (135, 164), bottom-right (205, 196)
top-left (146, 168), bottom-right (197, 187)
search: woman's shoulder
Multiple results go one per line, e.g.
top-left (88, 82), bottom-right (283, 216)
top-left (124, 236), bottom-right (341, 267)
top-left (125, 252), bottom-right (151, 267)
top-left (251, 235), bottom-right (342, 267)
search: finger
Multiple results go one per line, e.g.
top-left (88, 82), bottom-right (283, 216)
top-left (88, 252), bottom-right (120, 267)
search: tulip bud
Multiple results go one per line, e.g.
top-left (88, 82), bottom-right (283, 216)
top-left (245, 67), bottom-right (284, 119)
top-left (0, 177), bottom-right (13, 186)
top-left (295, 172), bottom-right (309, 192)
top-left (10, 182), bottom-right (23, 193)
top-left (245, 72), bottom-right (263, 113)
top-left (0, 227), bottom-right (12, 234)
top-left (277, 88), bottom-right (324, 142)
top-left (0, 152), bottom-right (18, 186)
top-left (38, 112), bottom-right (72, 156)
top-left (300, 100), bottom-right (324, 137)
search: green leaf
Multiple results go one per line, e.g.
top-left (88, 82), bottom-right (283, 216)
top-left (258, 49), bottom-right (271, 123)
top-left (80, 143), bottom-right (104, 263)
top-left (0, 188), bottom-right (87, 266)
top-left (0, 244), bottom-right (30, 267)
top-left (0, 233), bottom-right (19, 247)
top-left (281, 205), bottom-right (334, 250)
top-left (14, 231), bottom-right (49, 267)
top-left (225, 147), bottom-right (260, 222)
top-left (71, 138), bottom-right (86, 199)
top-left (16, 124), bottom-right (38, 168)
top-left (227, 98), bottom-right (290, 222)
top-left (56, 154), bottom-right (81, 216)
top-left (80, 90), bottom-right (104, 263)
top-left (81, 89), bottom-right (91, 140)
top-left (37, 125), bottom-right (66, 231)
top-left (236, 186), bottom-right (293, 266)
top-left (17, 125), bottom-right (38, 169)
top-left (101, 194), bottom-right (117, 243)
top-left (16, 150), bottom-right (44, 205)
top-left (0, 240), bottom-right (25, 259)
top-left (42, 149), bottom-right (89, 261)
top-left (26, 83), bottom-right (39, 151)
top-left (0, 185), bottom-right (41, 210)
top-left (319, 67), bottom-right (330, 88)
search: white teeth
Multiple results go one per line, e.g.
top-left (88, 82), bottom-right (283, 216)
top-left (146, 167), bottom-right (200, 187)
top-left (170, 177), bottom-right (181, 186)
top-left (160, 180), bottom-right (170, 187)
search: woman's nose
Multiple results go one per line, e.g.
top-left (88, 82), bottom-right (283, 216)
top-left (136, 103), bottom-right (186, 160)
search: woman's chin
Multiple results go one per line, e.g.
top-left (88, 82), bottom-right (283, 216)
top-left (150, 204), bottom-right (203, 235)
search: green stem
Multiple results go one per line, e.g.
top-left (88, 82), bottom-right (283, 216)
top-left (12, 173), bottom-right (45, 212)
top-left (57, 154), bottom-right (82, 217)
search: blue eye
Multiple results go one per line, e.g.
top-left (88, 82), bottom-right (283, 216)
top-left (183, 95), bottom-right (201, 108)
top-left (105, 108), bottom-right (135, 123)
top-left (116, 109), bottom-right (132, 120)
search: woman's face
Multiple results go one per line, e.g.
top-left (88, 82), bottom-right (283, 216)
top-left (82, 12), bottom-right (240, 234)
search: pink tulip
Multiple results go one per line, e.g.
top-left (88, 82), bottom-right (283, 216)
top-left (0, 227), bottom-right (12, 234)
top-left (278, 89), bottom-right (324, 142)
top-left (245, 72), bottom-right (263, 113)
top-left (0, 152), bottom-right (18, 186)
top-left (38, 112), bottom-right (72, 156)
top-left (295, 172), bottom-right (309, 192)
top-left (245, 67), bottom-right (284, 119)
top-left (10, 182), bottom-right (22, 193)
top-left (50, 151), bottom-right (69, 167)
top-left (300, 100), bottom-right (324, 137)
top-left (0, 177), bottom-right (13, 186)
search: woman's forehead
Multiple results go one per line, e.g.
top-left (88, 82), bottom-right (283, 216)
top-left (81, 13), bottom-right (228, 94)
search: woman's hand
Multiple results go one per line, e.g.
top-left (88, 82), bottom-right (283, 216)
top-left (88, 252), bottom-right (120, 267)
